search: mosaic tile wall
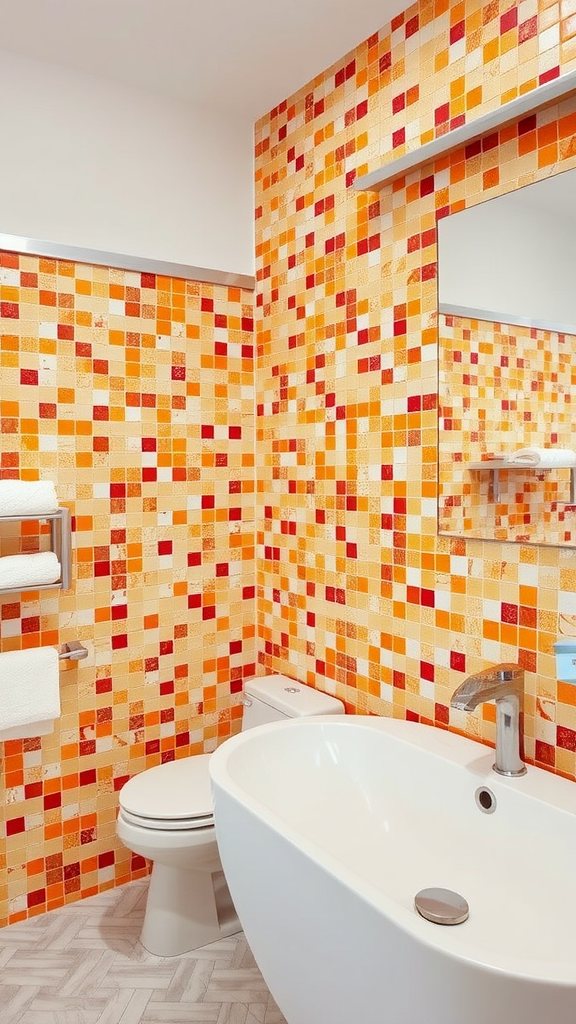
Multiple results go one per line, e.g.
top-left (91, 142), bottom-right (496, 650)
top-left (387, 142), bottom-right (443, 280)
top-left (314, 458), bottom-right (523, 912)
top-left (439, 314), bottom-right (576, 545)
top-left (254, 0), bottom-right (576, 787)
top-left (3, 0), bottom-right (576, 932)
top-left (0, 256), bottom-right (256, 926)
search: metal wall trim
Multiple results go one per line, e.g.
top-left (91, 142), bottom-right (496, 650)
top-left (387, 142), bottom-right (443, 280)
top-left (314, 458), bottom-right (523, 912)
top-left (439, 302), bottom-right (576, 337)
top-left (0, 233), bottom-right (255, 291)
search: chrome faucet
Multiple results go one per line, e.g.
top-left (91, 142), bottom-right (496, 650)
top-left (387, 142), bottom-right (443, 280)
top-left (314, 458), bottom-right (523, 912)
top-left (450, 663), bottom-right (527, 777)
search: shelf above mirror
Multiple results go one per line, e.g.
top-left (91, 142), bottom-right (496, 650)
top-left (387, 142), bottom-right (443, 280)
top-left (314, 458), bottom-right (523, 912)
top-left (354, 68), bottom-right (576, 194)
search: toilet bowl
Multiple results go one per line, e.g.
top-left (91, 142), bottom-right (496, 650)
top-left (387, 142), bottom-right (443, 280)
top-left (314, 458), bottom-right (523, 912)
top-left (116, 754), bottom-right (235, 956)
top-left (116, 674), bottom-right (345, 956)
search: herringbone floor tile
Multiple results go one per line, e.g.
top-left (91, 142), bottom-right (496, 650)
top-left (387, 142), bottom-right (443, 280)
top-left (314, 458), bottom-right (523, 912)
top-left (0, 880), bottom-right (287, 1024)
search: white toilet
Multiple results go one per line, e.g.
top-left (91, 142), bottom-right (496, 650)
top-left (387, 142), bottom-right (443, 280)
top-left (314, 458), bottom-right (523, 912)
top-left (116, 674), bottom-right (345, 956)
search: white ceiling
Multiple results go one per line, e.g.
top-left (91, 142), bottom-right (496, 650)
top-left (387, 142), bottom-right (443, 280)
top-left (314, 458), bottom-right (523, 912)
top-left (0, 0), bottom-right (404, 120)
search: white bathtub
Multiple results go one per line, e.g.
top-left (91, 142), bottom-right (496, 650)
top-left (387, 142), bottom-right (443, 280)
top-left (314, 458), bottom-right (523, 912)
top-left (210, 715), bottom-right (576, 1024)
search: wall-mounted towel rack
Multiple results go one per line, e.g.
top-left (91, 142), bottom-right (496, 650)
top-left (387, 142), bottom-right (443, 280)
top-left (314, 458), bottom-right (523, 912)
top-left (0, 507), bottom-right (71, 595)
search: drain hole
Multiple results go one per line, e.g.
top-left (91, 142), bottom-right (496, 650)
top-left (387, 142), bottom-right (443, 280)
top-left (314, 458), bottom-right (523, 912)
top-left (414, 887), bottom-right (469, 925)
top-left (475, 786), bottom-right (496, 814)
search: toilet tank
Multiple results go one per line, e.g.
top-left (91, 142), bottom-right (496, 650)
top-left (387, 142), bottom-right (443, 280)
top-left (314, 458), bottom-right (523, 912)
top-left (242, 674), bottom-right (345, 729)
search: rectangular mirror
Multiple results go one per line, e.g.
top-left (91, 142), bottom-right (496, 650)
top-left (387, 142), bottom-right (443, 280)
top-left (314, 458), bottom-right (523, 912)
top-left (437, 166), bottom-right (576, 548)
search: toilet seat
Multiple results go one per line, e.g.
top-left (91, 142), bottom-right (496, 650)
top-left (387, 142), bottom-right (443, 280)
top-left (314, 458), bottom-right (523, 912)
top-left (119, 753), bottom-right (214, 831)
top-left (119, 807), bottom-right (214, 831)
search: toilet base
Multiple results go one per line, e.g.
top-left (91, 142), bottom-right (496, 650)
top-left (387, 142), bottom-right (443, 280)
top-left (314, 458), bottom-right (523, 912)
top-left (140, 862), bottom-right (241, 956)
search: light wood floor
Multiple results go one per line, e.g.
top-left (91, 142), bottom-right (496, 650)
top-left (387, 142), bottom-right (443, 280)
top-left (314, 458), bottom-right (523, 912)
top-left (0, 879), bottom-right (287, 1024)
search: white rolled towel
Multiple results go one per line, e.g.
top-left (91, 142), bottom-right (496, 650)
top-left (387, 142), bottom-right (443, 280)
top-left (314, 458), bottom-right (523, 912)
top-left (0, 479), bottom-right (58, 516)
top-left (0, 551), bottom-right (61, 590)
top-left (507, 447), bottom-right (576, 468)
top-left (0, 647), bottom-right (60, 741)
top-left (0, 720), bottom-right (54, 740)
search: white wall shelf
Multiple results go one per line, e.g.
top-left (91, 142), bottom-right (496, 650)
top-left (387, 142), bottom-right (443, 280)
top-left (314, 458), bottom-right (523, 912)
top-left (0, 507), bottom-right (72, 594)
top-left (354, 69), bottom-right (576, 193)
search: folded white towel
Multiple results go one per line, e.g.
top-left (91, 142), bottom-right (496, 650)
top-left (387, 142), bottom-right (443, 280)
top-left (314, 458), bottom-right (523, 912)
top-left (0, 551), bottom-right (61, 590)
top-left (0, 479), bottom-right (58, 516)
top-left (507, 447), bottom-right (576, 468)
top-left (0, 647), bottom-right (60, 740)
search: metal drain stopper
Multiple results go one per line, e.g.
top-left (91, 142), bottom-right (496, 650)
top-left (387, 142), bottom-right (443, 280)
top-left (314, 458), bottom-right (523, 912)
top-left (414, 887), bottom-right (469, 925)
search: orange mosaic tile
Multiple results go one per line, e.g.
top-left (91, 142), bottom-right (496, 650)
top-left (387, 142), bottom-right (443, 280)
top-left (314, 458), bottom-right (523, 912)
top-left (3, 0), bottom-right (576, 933)
top-left (439, 315), bottom-right (576, 545)
top-left (0, 259), bottom-right (255, 926)
top-left (254, 0), bottom-right (576, 789)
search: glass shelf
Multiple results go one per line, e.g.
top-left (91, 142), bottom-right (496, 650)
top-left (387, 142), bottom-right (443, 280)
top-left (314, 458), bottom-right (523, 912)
top-left (467, 462), bottom-right (576, 503)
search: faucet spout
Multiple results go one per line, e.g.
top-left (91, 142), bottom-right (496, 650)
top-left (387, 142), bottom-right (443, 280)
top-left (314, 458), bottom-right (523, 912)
top-left (450, 663), bottom-right (527, 777)
top-left (450, 663), bottom-right (524, 711)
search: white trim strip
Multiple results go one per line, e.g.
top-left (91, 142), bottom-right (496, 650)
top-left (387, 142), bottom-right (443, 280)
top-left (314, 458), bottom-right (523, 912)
top-left (439, 302), bottom-right (576, 337)
top-left (354, 69), bottom-right (576, 192)
top-left (0, 233), bottom-right (255, 290)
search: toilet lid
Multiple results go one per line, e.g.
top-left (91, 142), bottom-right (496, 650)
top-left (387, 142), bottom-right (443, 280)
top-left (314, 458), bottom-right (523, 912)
top-left (119, 754), bottom-right (214, 829)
